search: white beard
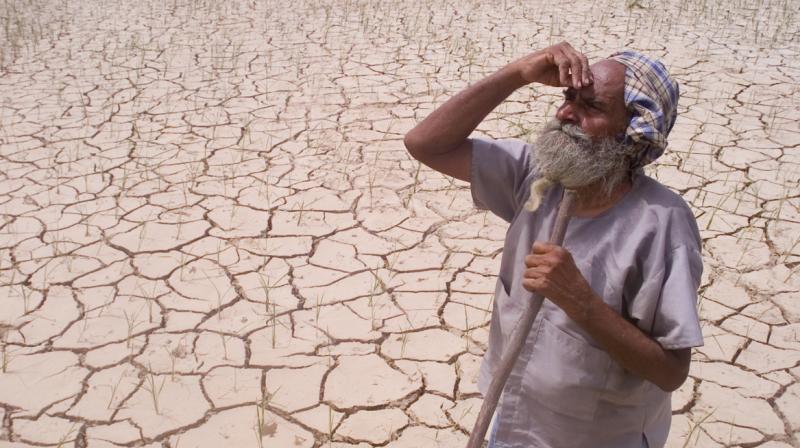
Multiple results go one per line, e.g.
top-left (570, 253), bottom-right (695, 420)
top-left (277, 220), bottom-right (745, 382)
top-left (524, 120), bottom-right (636, 212)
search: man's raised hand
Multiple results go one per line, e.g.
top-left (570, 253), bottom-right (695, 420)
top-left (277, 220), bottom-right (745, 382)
top-left (512, 41), bottom-right (593, 89)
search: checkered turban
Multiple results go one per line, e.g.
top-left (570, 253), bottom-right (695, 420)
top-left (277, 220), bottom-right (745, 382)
top-left (608, 50), bottom-right (679, 169)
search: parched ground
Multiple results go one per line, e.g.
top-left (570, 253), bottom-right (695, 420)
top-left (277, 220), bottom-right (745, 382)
top-left (0, 0), bottom-right (798, 446)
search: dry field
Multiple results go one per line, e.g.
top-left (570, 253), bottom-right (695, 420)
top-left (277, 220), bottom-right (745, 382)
top-left (0, 0), bottom-right (798, 446)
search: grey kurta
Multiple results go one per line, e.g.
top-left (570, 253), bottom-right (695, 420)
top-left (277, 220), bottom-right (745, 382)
top-left (470, 137), bottom-right (704, 448)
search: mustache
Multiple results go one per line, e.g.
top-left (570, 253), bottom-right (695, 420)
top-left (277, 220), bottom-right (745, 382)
top-left (541, 120), bottom-right (591, 143)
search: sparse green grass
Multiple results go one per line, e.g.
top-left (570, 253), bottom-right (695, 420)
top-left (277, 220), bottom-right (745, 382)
top-left (463, 303), bottom-right (471, 351)
top-left (122, 308), bottom-right (144, 350)
top-left (55, 424), bottom-right (78, 448)
top-left (256, 273), bottom-right (283, 322)
top-left (201, 269), bottom-right (233, 320)
top-left (1, 339), bottom-right (9, 373)
top-left (142, 365), bottom-right (166, 415)
top-left (680, 408), bottom-right (716, 448)
top-left (404, 161), bottom-right (422, 207)
top-left (254, 386), bottom-right (280, 448)
top-left (295, 200), bottom-right (306, 225)
top-left (399, 333), bottom-right (408, 358)
top-left (107, 369), bottom-right (127, 409)
top-left (328, 405), bottom-right (335, 446)
top-left (219, 333), bottom-right (230, 360)
top-left (315, 293), bottom-right (325, 330)
top-left (269, 303), bottom-right (280, 348)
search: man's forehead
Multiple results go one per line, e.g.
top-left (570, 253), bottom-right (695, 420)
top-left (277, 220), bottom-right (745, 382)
top-left (580, 60), bottom-right (626, 103)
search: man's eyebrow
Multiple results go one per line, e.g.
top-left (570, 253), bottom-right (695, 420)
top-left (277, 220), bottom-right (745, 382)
top-left (564, 87), bottom-right (609, 106)
top-left (585, 95), bottom-right (608, 106)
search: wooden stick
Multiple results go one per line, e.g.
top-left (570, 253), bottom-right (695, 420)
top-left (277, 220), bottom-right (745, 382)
top-left (466, 188), bottom-right (578, 448)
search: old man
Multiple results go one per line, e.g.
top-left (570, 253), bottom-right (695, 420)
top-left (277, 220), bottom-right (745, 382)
top-left (404, 42), bottom-right (703, 448)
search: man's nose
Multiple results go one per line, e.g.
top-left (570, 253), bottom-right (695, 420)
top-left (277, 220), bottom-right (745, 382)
top-left (555, 102), bottom-right (577, 124)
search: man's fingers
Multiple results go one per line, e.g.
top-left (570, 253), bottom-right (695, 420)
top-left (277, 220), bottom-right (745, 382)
top-left (524, 253), bottom-right (554, 270)
top-left (552, 41), bottom-right (591, 88)
top-left (564, 51), bottom-right (584, 88)
top-left (531, 241), bottom-right (557, 254)
top-left (556, 55), bottom-right (572, 88)
top-left (523, 267), bottom-right (549, 279)
top-left (521, 42), bottom-right (589, 87)
top-left (522, 277), bottom-right (549, 294)
top-left (522, 278), bottom-right (539, 293)
top-left (549, 45), bottom-right (572, 87)
top-left (579, 52), bottom-right (592, 85)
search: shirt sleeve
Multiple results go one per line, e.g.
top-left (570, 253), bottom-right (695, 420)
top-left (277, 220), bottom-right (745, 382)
top-left (469, 137), bottom-right (534, 223)
top-left (629, 244), bottom-right (705, 350)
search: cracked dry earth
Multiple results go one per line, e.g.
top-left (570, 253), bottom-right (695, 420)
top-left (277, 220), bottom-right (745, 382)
top-left (0, 0), bottom-right (798, 447)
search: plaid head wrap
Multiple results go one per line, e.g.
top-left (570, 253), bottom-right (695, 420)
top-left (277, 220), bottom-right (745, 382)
top-left (608, 50), bottom-right (679, 169)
